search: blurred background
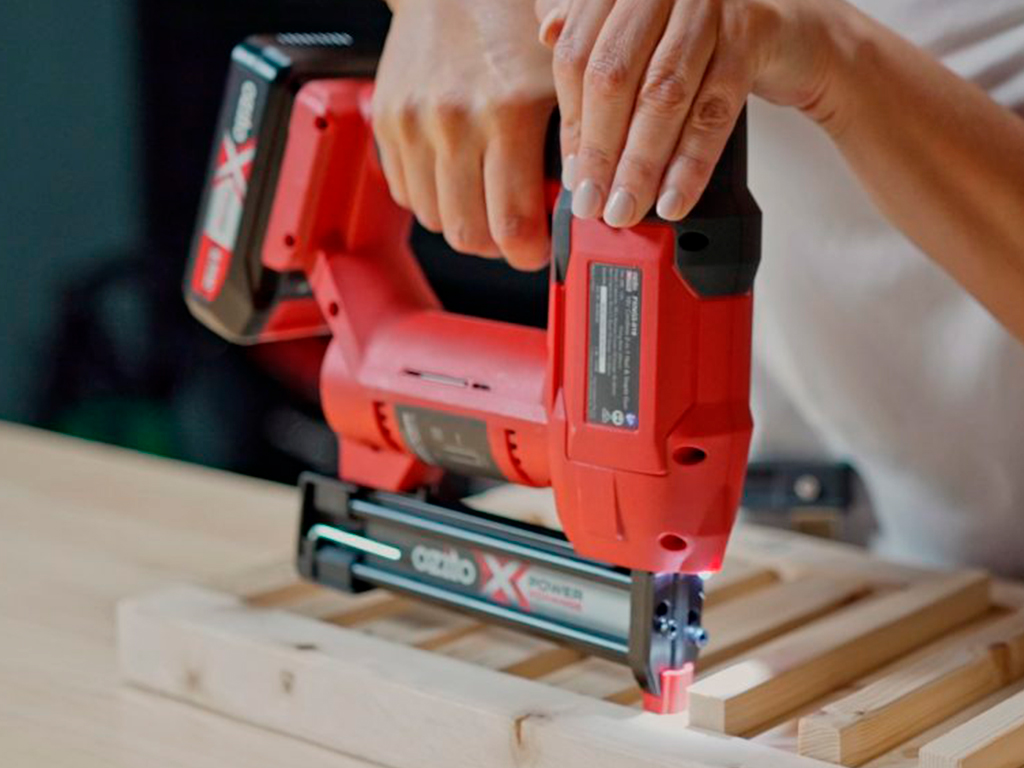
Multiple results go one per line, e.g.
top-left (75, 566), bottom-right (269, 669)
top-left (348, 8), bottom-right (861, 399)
top-left (0, 0), bottom-right (549, 486)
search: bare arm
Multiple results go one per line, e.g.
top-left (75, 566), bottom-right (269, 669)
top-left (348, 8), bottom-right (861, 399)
top-left (818, 6), bottom-right (1024, 341)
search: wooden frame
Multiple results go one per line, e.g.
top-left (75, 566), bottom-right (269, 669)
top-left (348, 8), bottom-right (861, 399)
top-left (118, 517), bottom-right (1024, 768)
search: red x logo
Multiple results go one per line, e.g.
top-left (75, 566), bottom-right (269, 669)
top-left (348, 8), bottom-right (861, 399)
top-left (477, 553), bottom-right (531, 610)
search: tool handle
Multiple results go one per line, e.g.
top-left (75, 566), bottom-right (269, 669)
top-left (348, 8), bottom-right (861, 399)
top-left (544, 106), bottom-right (749, 211)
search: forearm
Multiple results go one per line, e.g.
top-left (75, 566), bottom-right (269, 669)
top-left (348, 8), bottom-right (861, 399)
top-left (816, 3), bottom-right (1024, 341)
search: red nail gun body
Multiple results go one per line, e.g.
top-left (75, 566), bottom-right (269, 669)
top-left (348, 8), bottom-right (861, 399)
top-left (186, 35), bottom-right (760, 712)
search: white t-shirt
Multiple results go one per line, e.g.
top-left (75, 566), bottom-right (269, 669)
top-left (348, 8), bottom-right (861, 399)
top-left (747, 0), bottom-right (1024, 576)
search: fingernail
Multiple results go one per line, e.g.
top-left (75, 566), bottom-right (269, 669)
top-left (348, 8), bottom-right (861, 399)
top-left (656, 189), bottom-right (685, 220)
top-left (538, 7), bottom-right (565, 47)
top-left (572, 179), bottom-right (602, 219)
top-left (562, 154), bottom-right (576, 190)
top-left (603, 187), bottom-right (635, 228)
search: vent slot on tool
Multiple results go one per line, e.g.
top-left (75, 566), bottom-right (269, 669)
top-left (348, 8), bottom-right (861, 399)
top-left (403, 369), bottom-right (490, 391)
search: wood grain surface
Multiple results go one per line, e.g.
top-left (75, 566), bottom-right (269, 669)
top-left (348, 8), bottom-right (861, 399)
top-left (0, 421), bottom-right (372, 767)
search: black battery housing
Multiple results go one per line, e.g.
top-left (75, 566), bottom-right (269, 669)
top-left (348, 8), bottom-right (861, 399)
top-left (184, 34), bottom-right (377, 343)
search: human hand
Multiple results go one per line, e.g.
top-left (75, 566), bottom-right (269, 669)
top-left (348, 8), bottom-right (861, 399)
top-left (373, 0), bottom-right (557, 269)
top-left (539, 0), bottom-right (841, 226)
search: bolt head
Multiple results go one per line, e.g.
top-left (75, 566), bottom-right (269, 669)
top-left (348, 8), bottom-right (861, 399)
top-left (686, 626), bottom-right (710, 649)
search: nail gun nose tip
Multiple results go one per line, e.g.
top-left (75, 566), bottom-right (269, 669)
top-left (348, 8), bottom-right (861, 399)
top-left (641, 663), bottom-right (695, 715)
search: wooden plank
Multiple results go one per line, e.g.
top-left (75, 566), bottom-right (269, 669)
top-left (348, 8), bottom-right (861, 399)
top-left (435, 626), bottom-right (562, 670)
top-left (748, 608), bottom-right (1015, 758)
top-left (703, 561), bottom-right (779, 607)
top-left (799, 611), bottom-right (1024, 765)
top-left (323, 593), bottom-right (411, 626)
top-left (701, 577), bottom-right (870, 668)
top-left (919, 688), bottom-right (1024, 768)
top-left (540, 657), bottom-right (638, 699)
top-left (726, 525), bottom-right (931, 585)
top-left (503, 647), bottom-right (585, 679)
top-left (994, 581), bottom-right (1024, 610)
top-left (605, 685), bottom-right (643, 707)
top-left (345, 600), bottom-right (480, 647)
top-left (118, 585), bottom-right (832, 768)
top-left (415, 622), bottom-right (485, 651)
top-left (211, 560), bottom-right (305, 599)
top-left (258, 588), bottom-right (375, 621)
top-left (864, 680), bottom-right (1024, 768)
top-left (213, 560), bottom-right (399, 622)
top-left (246, 580), bottom-right (322, 609)
top-left (0, 423), bottom-right (386, 768)
top-left (688, 570), bottom-right (991, 736)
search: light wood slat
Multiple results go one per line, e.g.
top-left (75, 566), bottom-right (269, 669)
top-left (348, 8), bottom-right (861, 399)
top-left (274, 589), bottom-right (380, 620)
top-left (540, 657), bottom-right (639, 700)
top-left (726, 525), bottom-right (931, 585)
top-left (993, 582), bottom-right (1024, 611)
top-left (701, 577), bottom-right (871, 668)
top-left (503, 647), bottom-right (585, 679)
top-left (246, 580), bottom-right (322, 609)
top-left (213, 560), bottom-right (369, 619)
top-left (415, 622), bottom-right (485, 651)
top-left (435, 626), bottom-right (560, 669)
top-left (863, 680), bottom-right (1024, 768)
top-left (118, 585), bottom-right (829, 768)
top-left (919, 687), bottom-right (1024, 768)
top-left (323, 593), bottom-right (411, 626)
top-left (799, 611), bottom-right (1024, 766)
top-left (215, 560), bottom-right (402, 621)
top-left (605, 685), bottom-right (643, 707)
top-left (748, 608), bottom-right (1014, 758)
top-left (688, 571), bottom-right (991, 736)
top-left (346, 600), bottom-right (480, 647)
top-left (212, 560), bottom-right (304, 599)
top-left (703, 560), bottom-right (779, 608)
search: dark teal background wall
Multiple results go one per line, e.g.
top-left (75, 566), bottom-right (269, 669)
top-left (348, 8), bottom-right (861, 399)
top-left (0, 0), bottom-right (141, 421)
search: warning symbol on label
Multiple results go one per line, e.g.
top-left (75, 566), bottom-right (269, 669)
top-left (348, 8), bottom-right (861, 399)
top-left (611, 410), bottom-right (625, 426)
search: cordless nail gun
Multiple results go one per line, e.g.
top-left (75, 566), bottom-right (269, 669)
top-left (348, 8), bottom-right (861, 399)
top-left (184, 34), bottom-right (761, 713)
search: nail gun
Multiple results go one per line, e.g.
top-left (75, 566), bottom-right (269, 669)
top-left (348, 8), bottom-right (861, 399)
top-left (184, 34), bottom-right (761, 713)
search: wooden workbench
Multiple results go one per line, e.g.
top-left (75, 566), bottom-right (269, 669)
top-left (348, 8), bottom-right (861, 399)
top-left (0, 421), bottom-right (373, 767)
